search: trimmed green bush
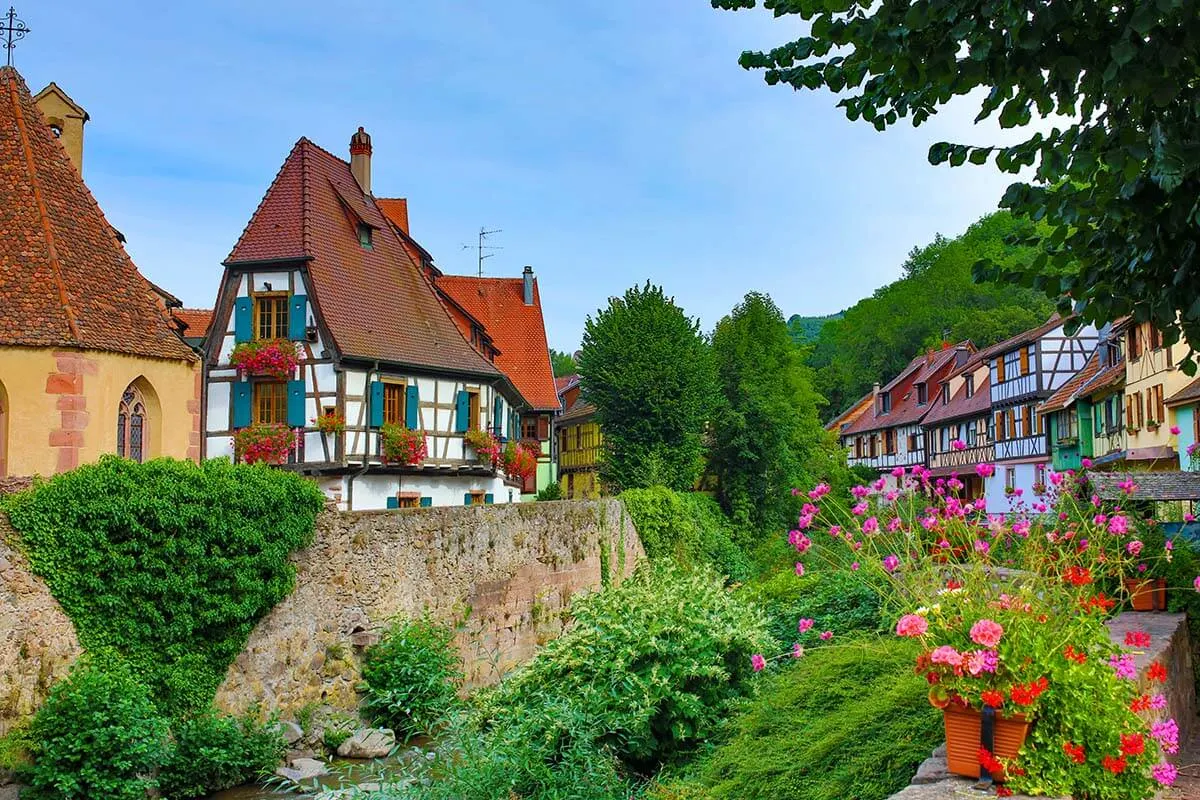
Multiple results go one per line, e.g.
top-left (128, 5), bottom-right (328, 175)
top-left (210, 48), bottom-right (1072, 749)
top-left (24, 656), bottom-right (167, 800)
top-left (743, 568), bottom-right (883, 646)
top-left (653, 639), bottom-right (940, 800)
top-left (158, 711), bottom-right (285, 799)
top-left (361, 616), bottom-right (463, 740)
top-left (3, 456), bottom-right (326, 715)
top-left (619, 486), bottom-right (750, 580)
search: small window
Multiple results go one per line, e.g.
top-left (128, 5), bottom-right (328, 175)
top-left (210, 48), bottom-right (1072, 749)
top-left (253, 381), bottom-right (288, 425)
top-left (469, 490), bottom-right (486, 506)
top-left (1005, 467), bottom-right (1017, 491)
top-left (964, 373), bottom-right (975, 398)
top-left (384, 382), bottom-right (404, 426)
top-left (396, 494), bottom-right (419, 509)
top-left (49, 123), bottom-right (62, 138)
top-left (117, 385), bottom-right (148, 463)
top-left (467, 390), bottom-right (481, 431)
top-left (916, 383), bottom-right (928, 406)
top-left (358, 223), bottom-right (373, 249)
top-left (254, 293), bottom-right (289, 340)
top-left (880, 393), bottom-right (891, 414)
top-left (322, 405), bottom-right (337, 419)
top-left (523, 416), bottom-right (540, 440)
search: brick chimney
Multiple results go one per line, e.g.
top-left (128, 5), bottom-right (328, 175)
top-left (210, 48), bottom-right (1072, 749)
top-left (350, 126), bottom-right (372, 195)
top-left (523, 266), bottom-right (534, 305)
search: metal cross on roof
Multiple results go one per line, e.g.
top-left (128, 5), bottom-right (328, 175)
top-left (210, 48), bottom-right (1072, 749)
top-left (3, 6), bottom-right (30, 67)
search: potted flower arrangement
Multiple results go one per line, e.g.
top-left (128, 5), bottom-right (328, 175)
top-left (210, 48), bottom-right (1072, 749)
top-left (229, 339), bottom-right (300, 379)
top-left (381, 423), bottom-right (427, 466)
top-left (766, 466), bottom-right (1183, 795)
top-left (313, 410), bottom-right (345, 436)
top-left (463, 428), bottom-right (501, 466)
top-left (233, 423), bottom-right (292, 465)
top-left (501, 441), bottom-right (537, 482)
top-left (1119, 518), bottom-right (1169, 612)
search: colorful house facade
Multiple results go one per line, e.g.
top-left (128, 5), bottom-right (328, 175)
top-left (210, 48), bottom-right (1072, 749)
top-left (841, 344), bottom-right (974, 486)
top-left (0, 67), bottom-right (200, 478)
top-left (1168, 378), bottom-right (1200, 472)
top-left (1041, 328), bottom-right (1126, 472)
top-left (202, 129), bottom-right (528, 509)
top-left (982, 317), bottom-right (1097, 508)
top-left (1122, 319), bottom-right (1191, 469)
top-left (556, 375), bottom-right (603, 499)
top-left (921, 354), bottom-right (992, 499)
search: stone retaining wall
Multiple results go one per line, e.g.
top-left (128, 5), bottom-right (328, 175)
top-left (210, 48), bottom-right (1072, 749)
top-left (0, 499), bottom-right (642, 730)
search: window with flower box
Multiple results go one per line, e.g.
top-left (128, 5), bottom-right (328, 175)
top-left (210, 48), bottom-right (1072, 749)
top-left (254, 293), bottom-right (289, 340)
top-left (253, 381), bottom-right (288, 425)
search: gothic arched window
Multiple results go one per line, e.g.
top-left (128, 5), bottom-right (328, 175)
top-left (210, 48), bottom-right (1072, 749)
top-left (117, 385), bottom-right (147, 463)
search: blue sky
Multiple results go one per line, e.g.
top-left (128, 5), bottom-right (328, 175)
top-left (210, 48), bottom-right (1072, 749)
top-left (19, 1), bottom-right (1019, 352)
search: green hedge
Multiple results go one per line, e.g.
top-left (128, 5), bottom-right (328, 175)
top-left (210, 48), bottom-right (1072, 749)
top-left (619, 487), bottom-right (750, 580)
top-left (743, 568), bottom-right (884, 646)
top-left (3, 457), bottom-right (325, 715)
top-left (360, 616), bottom-right (463, 740)
top-left (654, 638), bottom-right (940, 800)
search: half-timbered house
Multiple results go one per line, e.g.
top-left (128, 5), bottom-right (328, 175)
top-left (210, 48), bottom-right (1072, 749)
top-left (203, 129), bottom-right (527, 509)
top-left (841, 343), bottom-right (974, 485)
top-left (984, 316), bottom-right (1097, 508)
top-left (921, 353), bottom-right (992, 499)
top-left (1040, 325), bottom-right (1126, 472)
top-left (1122, 319), bottom-right (1192, 468)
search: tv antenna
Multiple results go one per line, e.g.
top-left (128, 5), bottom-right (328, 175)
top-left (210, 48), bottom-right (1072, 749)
top-left (462, 227), bottom-right (502, 277)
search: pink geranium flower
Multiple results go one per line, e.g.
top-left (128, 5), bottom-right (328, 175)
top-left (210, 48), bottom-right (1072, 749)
top-left (930, 645), bottom-right (963, 667)
top-left (895, 614), bottom-right (928, 637)
top-left (798, 618), bottom-right (815, 634)
top-left (976, 463), bottom-right (995, 478)
top-left (969, 619), bottom-right (1004, 648)
top-left (751, 654), bottom-right (766, 672)
top-left (1170, 425), bottom-right (1180, 435)
top-left (819, 630), bottom-right (833, 641)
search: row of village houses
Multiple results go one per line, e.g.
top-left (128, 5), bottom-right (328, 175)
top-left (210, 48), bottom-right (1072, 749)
top-left (0, 66), bottom-right (604, 509)
top-left (828, 314), bottom-right (1200, 509)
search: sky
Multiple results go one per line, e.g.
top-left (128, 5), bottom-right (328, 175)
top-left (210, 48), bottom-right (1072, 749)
top-left (16, 1), bottom-right (1022, 352)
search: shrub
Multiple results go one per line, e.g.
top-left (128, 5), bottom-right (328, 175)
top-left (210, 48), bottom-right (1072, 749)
top-left (158, 711), bottom-right (285, 799)
top-left (536, 482), bottom-right (563, 501)
top-left (619, 486), bottom-right (750, 581)
top-left (652, 639), bottom-right (940, 800)
top-left (24, 656), bottom-right (167, 800)
top-left (478, 561), bottom-right (772, 769)
top-left (4, 457), bottom-right (326, 715)
top-left (360, 616), bottom-right (463, 740)
top-left (743, 568), bottom-right (883, 646)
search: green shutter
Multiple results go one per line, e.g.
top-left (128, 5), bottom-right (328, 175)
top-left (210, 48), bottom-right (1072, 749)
top-left (234, 297), bottom-right (253, 343)
top-left (288, 295), bottom-right (307, 341)
top-left (406, 385), bottom-right (420, 429)
top-left (369, 381), bottom-right (385, 428)
top-left (493, 397), bottom-right (503, 437)
top-left (287, 379), bottom-right (306, 427)
top-left (232, 382), bottom-right (251, 429)
top-left (455, 390), bottom-right (470, 433)
top-left (484, 493), bottom-right (494, 505)
top-left (463, 493), bottom-right (472, 506)
top-left (419, 497), bottom-right (432, 508)
top-left (386, 496), bottom-right (399, 509)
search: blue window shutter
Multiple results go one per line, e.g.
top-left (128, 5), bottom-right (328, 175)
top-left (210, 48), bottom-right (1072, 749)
top-left (288, 295), bottom-right (307, 341)
top-left (369, 381), bottom-right (385, 428)
top-left (232, 383), bottom-right (251, 429)
top-left (406, 385), bottom-right (420, 429)
top-left (419, 496), bottom-right (432, 508)
top-left (463, 493), bottom-right (472, 506)
top-left (493, 397), bottom-right (503, 436)
top-left (484, 493), bottom-right (494, 505)
top-left (455, 390), bottom-right (470, 433)
top-left (287, 379), bottom-right (306, 428)
top-left (234, 297), bottom-right (253, 343)
top-left (386, 496), bottom-right (399, 509)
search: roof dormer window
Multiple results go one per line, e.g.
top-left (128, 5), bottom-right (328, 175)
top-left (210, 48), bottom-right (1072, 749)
top-left (357, 223), bottom-right (373, 250)
top-left (964, 373), bottom-right (975, 398)
top-left (880, 393), bottom-right (891, 414)
top-left (916, 383), bottom-right (928, 406)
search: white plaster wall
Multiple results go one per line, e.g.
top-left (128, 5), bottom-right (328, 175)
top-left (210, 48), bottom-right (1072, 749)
top-left (984, 462), bottom-right (1046, 513)
top-left (337, 473), bottom-right (516, 511)
top-left (206, 382), bottom-right (230, 435)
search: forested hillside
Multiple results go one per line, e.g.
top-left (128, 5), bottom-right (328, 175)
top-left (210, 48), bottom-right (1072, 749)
top-left (787, 313), bottom-right (842, 345)
top-left (809, 211), bottom-right (1055, 419)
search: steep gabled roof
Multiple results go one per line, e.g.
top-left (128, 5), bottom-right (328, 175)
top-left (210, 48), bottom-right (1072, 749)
top-left (437, 275), bottom-right (560, 411)
top-left (1041, 352), bottom-right (1102, 414)
top-left (0, 67), bottom-right (193, 362)
top-left (826, 391), bottom-right (873, 433)
top-left (225, 138), bottom-right (502, 378)
top-left (174, 308), bottom-right (212, 339)
top-left (1167, 376), bottom-right (1200, 408)
top-left (922, 369), bottom-right (991, 426)
top-left (976, 314), bottom-right (1069, 361)
top-left (843, 344), bottom-right (973, 435)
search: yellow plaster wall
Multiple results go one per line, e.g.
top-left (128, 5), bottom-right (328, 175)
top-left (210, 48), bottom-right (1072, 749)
top-left (0, 346), bottom-right (198, 477)
top-left (32, 90), bottom-right (85, 173)
top-left (1124, 331), bottom-right (1191, 456)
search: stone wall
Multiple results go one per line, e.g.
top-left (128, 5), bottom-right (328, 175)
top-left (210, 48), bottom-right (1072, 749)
top-left (213, 498), bottom-right (641, 717)
top-left (0, 518), bottom-right (81, 736)
top-left (0, 499), bottom-right (641, 730)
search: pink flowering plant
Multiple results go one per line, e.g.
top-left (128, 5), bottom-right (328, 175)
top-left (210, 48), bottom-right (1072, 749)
top-left (769, 467), bottom-right (1181, 797)
top-left (464, 429), bottom-right (502, 466)
top-left (229, 339), bottom-right (300, 380)
top-left (381, 423), bottom-right (428, 466)
top-left (233, 423), bottom-right (292, 465)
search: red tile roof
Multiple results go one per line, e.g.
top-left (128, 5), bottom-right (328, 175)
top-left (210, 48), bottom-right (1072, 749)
top-left (1041, 352), bottom-right (1102, 414)
top-left (437, 275), bottom-right (560, 411)
top-left (921, 369), bottom-right (991, 426)
top-left (560, 398), bottom-right (597, 423)
top-left (376, 198), bottom-right (409, 235)
top-left (826, 392), bottom-right (873, 433)
top-left (174, 308), bottom-right (212, 338)
top-left (0, 68), bottom-right (194, 362)
top-left (555, 375), bottom-right (579, 394)
top-left (1167, 376), bottom-right (1200, 408)
top-left (976, 314), bottom-right (1069, 361)
top-left (843, 344), bottom-right (973, 435)
top-left (225, 137), bottom-right (503, 379)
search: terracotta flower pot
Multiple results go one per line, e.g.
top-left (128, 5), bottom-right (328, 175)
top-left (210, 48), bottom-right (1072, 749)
top-left (1124, 578), bottom-right (1167, 611)
top-left (943, 704), bottom-right (1030, 781)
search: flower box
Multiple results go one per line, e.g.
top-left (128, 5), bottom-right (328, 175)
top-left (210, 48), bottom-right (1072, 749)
top-left (1056, 435), bottom-right (1079, 447)
top-left (381, 423), bottom-right (427, 466)
top-left (314, 411), bottom-right (345, 435)
top-left (233, 423), bottom-right (292, 465)
top-left (943, 704), bottom-right (1030, 781)
top-left (1124, 578), bottom-right (1167, 612)
top-left (463, 429), bottom-right (501, 466)
top-left (230, 339), bottom-right (299, 379)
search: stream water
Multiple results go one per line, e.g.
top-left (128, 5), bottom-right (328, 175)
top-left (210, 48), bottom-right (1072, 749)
top-left (207, 744), bottom-right (431, 800)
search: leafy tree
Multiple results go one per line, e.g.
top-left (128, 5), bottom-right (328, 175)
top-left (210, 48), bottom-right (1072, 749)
top-left (714, 0), bottom-right (1200, 370)
top-left (578, 282), bottom-right (717, 492)
top-left (786, 313), bottom-right (842, 345)
top-left (806, 212), bottom-right (1053, 416)
top-left (710, 293), bottom-right (830, 531)
top-left (549, 348), bottom-right (578, 378)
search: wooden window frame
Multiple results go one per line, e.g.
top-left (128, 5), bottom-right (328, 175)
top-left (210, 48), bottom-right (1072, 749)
top-left (252, 291), bottom-right (289, 341)
top-left (964, 374), bottom-right (974, 398)
top-left (996, 356), bottom-right (1007, 384)
top-left (468, 489), bottom-right (486, 506)
top-left (1129, 327), bottom-right (1142, 361)
top-left (1005, 467), bottom-right (1017, 492)
top-left (467, 389), bottom-right (481, 432)
top-left (383, 380), bottom-right (406, 426)
top-left (917, 383), bottom-right (928, 406)
top-left (1019, 347), bottom-right (1030, 376)
top-left (252, 380), bottom-right (288, 425)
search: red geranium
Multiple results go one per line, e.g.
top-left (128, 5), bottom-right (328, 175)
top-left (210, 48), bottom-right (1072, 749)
top-left (1130, 695), bottom-right (1152, 713)
top-left (981, 690), bottom-right (1005, 708)
top-left (1063, 565), bottom-right (1092, 586)
top-left (1063, 742), bottom-right (1086, 764)
top-left (1119, 733), bottom-right (1145, 756)
top-left (1148, 661), bottom-right (1167, 682)
top-left (1124, 630), bottom-right (1151, 648)
top-left (1102, 755), bottom-right (1127, 774)
top-left (1063, 645), bottom-right (1087, 664)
